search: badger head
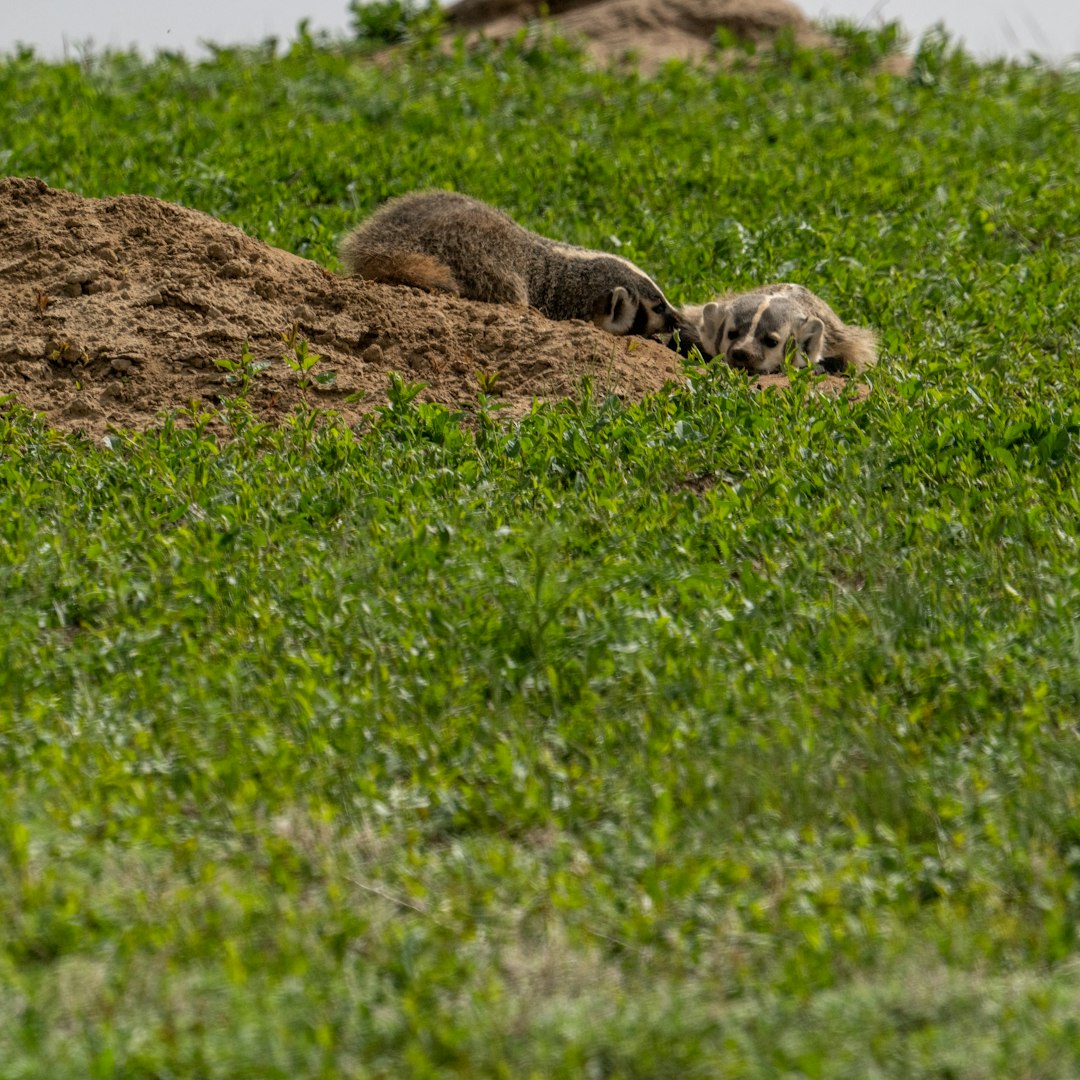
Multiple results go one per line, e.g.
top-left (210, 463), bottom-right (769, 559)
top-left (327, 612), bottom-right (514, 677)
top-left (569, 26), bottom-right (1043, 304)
top-left (591, 283), bottom-right (679, 338)
top-left (701, 292), bottom-right (825, 374)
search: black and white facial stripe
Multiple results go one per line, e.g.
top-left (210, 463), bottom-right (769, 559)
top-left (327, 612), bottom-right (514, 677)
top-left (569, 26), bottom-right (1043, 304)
top-left (594, 287), bottom-right (678, 338)
top-left (703, 292), bottom-right (825, 374)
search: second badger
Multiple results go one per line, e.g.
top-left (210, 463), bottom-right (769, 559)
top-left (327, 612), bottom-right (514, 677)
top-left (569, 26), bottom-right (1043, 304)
top-left (683, 283), bottom-right (878, 374)
top-left (340, 190), bottom-right (680, 338)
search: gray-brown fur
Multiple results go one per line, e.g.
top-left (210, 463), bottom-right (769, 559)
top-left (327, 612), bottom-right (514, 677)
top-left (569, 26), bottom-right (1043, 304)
top-left (340, 190), bottom-right (679, 338)
top-left (683, 283), bottom-right (877, 373)
top-left (661, 308), bottom-right (708, 358)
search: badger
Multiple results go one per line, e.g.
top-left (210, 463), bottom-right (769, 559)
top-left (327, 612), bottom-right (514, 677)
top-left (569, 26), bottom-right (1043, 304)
top-left (339, 190), bottom-right (679, 338)
top-left (684, 283), bottom-right (878, 374)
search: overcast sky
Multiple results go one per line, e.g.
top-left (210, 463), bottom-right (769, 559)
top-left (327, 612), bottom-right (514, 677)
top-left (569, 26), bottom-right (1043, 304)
top-left (3, 1), bottom-right (1077, 62)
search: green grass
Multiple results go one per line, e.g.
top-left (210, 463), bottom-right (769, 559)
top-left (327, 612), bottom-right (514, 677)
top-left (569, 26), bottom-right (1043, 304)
top-left (3, 14), bottom-right (1080, 1077)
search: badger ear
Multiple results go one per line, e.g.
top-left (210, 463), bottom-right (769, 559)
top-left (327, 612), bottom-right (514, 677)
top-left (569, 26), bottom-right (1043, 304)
top-left (797, 316), bottom-right (825, 366)
top-left (700, 302), bottom-right (730, 356)
top-left (594, 286), bottom-right (637, 334)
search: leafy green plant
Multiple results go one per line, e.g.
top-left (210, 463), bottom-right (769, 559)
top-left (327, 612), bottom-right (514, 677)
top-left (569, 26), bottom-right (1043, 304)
top-left (822, 17), bottom-right (908, 72)
top-left (379, 370), bottom-right (428, 415)
top-left (281, 322), bottom-right (335, 390)
top-left (213, 339), bottom-right (271, 394)
top-left (474, 368), bottom-right (501, 395)
top-left (348, 0), bottom-right (444, 51)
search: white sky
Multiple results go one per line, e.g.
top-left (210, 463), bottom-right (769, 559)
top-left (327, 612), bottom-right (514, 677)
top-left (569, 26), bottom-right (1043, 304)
top-left (2, 1), bottom-right (1077, 62)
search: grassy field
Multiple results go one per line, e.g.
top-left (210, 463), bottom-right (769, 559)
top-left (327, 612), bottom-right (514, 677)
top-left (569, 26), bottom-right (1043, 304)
top-left (2, 9), bottom-right (1080, 1077)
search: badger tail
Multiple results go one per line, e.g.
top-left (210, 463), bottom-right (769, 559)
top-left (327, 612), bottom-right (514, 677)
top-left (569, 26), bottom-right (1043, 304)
top-left (339, 237), bottom-right (461, 296)
top-left (827, 324), bottom-right (879, 372)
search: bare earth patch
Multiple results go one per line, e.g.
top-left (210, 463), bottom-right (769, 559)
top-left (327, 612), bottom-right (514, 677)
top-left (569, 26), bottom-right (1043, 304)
top-left (445, 0), bottom-right (834, 70)
top-left (0, 177), bottom-right (690, 436)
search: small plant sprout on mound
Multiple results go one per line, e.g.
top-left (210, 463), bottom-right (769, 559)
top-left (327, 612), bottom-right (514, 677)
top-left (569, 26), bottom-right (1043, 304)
top-left (281, 321), bottom-right (336, 390)
top-left (213, 341), bottom-right (271, 394)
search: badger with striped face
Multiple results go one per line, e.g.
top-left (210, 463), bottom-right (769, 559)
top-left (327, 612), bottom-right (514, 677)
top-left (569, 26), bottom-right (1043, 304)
top-left (340, 191), bottom-right (680, 339)
top-left (693, 283), bottom-right (877, 374)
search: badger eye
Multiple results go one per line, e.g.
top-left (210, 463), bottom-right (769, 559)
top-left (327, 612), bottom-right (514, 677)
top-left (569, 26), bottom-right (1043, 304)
top-left (727, 328), bottom-right (739, 339)
top-left (763, 335), bottom-right (780, 348)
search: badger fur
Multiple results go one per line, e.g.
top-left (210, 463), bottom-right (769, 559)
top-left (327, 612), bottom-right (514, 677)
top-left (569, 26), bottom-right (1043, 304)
top-left (683, 283), bottom-right (878, 374)
top-left (339, 190), bottom-right (679, 338)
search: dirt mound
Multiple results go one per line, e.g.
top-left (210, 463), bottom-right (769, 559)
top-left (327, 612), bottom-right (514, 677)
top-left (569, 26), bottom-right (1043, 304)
top-left (0, 177), bottom-right (688, 436)
top-left (445, 0), bottom-right (831, 68)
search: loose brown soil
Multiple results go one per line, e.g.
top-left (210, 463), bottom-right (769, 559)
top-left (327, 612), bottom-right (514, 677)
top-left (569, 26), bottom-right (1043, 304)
top-left (0, 177), bottom-right (695, 436)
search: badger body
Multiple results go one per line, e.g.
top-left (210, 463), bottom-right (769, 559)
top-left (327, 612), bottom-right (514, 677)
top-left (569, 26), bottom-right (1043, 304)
top-left (340, 190), bottom-right (679, 337)
top-left (684, 283), bottom-right (877, 374)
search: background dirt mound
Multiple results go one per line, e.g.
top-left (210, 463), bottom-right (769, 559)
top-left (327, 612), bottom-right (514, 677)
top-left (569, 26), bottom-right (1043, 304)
top-left (445, 0), bottom-right (830, 68)
top-left (0, 177), bottom-right (685, 436)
